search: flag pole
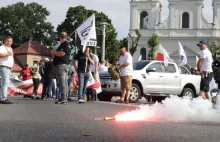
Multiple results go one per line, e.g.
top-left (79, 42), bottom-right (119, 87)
top-left (68, 31), bottom-right (76, 38)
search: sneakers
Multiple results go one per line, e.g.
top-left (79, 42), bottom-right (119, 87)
top-left (78, 99), bottom-right (85, 104)
top-left (1, 99), bottom-right (13, 104)
top-left (55, 100), bottom-right (68, 104)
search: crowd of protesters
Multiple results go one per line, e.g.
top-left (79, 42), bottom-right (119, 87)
top-left (0, 33), bottom-right (215, 105)
top-left (0, 32), bottom-right (112, 105)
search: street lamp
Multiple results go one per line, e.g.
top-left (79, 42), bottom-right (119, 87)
top-left (101, 22), bottom-right (109, 61)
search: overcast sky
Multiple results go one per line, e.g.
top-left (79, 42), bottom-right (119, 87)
top-left (0, 0), bottom-right (213, 39)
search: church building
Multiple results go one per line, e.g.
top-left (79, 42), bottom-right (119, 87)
top-left (129, 0), bottom-right (220, 67)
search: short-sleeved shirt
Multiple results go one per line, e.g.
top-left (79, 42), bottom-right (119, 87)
top-left (89, 54), bottom-right (99, 72)
top-left (53, 41), bottom-right (71, 66)
top-left (0, 45), bottom-right (14, 68)
top-left (119, 52), bottom-right (133, 76)
top-left (20, 68), bottom-right (31, 81)
top-left (74, 53), bottom-right (91, 73)
top-left (31, 64), bottom-right (41, 79)
top-left (200, 48), bottom-right (213, 72)
top-left (98, 65), bottom-right (108, 72)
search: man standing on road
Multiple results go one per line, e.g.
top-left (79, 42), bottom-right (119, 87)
top-left (197, 40), bottom-right (213, 100)
top-left (51, 32), bottom-right (71, 104)
top-left (72, 47), bottom-right (94, 104)
top-left (116, 47), bottom-right (133, 104)
top-left (0, 36), bottom-right (14, 104)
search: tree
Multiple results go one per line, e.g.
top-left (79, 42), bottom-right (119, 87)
top-left (128, 29), bottom-right (141, 56)
top-left (57, 6), bottom-right (119, 64)
top-left (148, 33), bottom-right (159, 60)
top-left (0, 2), bottom-right (55, 48)
top-left (208, 42), bottom-right (220, 60)
top-left (120, 38), bottom-right (128, 48)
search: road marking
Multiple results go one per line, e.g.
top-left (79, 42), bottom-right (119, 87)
top-left (94, 101), bottom-right (145, 107)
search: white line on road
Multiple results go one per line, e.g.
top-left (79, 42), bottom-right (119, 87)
top-left (94, 101), bottom-right (151, 107)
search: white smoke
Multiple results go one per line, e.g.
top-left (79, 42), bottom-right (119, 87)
top-left (115, 95), bottom-right (220, 123)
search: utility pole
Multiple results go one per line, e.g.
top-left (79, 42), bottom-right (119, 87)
top-left (101, 22), bottom-right (108, 61)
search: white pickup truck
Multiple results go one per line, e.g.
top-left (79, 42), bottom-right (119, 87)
top-left (98, 60), bottom-right (201, 103)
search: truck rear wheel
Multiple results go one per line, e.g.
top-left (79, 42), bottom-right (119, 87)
top-left (181, 88), bottom-right (194, 99)
top-left (129, 83), bottom-right (141, 103)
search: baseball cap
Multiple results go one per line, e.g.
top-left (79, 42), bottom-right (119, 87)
top-left (197, 40), bottom-right (207, 46)
top-left (44, 58), bottom-right (49, 61)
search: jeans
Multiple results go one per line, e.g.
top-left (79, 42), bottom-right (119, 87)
top-left (78, 71), bottom-right (89, 100)
top-left (55, 64), bottom-right (69, 101)
top-left (42, 77), bottom-right (54, 98)
top-left (56, 83), bottom-right (61, 100)
top-left (0, 67), bottom-right (11, 101)
top-left (67, 77), bottom-right (72, 99)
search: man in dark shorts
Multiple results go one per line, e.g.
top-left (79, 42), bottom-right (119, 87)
top-left (51, 32), bottom-right (71, 104)
top-left (197, 40), bottom-right (213, 100)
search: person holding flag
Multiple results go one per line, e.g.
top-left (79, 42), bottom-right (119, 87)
top-left (72, 47), bottom-right (94, 103)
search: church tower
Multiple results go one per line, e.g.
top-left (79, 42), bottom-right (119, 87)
top-left (130, 0), bottom-right (162, 36)
top-left (213, 0), bottom-right (220, 29)
top-left (167, 0), bottom-right (204, 29)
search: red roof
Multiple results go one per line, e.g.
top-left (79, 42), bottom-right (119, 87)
top-left (13, 40), bottom-right (51, 56)
top-left (12, 57), bottom-right (23, 72)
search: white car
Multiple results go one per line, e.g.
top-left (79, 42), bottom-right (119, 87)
top-left (98, 60), bottom-right (201, 103)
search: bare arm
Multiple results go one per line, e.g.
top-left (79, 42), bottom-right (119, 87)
top-left (51, 50), bottom-right (65, 57)
top-left (0, 52), bottom-right (13, 58)
top-left (87, 55), bottom-right (94, 65)
top-left (119, 62), bottom-right (130, 69)
top-left (94, 61), bottom-right (99, 79)
top-left (197, 58), bottom-right (204, 71)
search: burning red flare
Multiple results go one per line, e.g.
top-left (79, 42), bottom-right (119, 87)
top-left (114, 108), bottom-right (151, 121)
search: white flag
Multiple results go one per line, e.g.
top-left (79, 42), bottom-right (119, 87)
top-left (178, 41), bottom-right (187, 66)
top-left (156, 44), bottom-right (173, 66)
top-left (86, 71), bottom-right (95, 87)
top-left (138, 55), bottom-right (142, 61)
top-left (76, 14), bottom-right (96, 52)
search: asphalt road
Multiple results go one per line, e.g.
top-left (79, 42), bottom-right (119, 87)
top-left (0, 96), bottom-right (220, 142)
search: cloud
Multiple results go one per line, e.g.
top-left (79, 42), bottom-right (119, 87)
top-left (0, 0), bottom-right (213, 39)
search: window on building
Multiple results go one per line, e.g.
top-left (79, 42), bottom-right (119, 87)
top-left (182, 12), bottom-right (189, 28)
top-left (140, 48), bottom-right (146, 60)
top-left (140, 11), bottom-right (148, 29)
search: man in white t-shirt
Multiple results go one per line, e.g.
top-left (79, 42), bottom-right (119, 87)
top-left (89, 49), bottom-right (99, 80)
top-left (0, 36), bottom-right (14, 104)
top-left (197, 40), bottom-right (213, 100)
top-left (98, 60), bottom-right (108, 72)
top-left (116, 47), bottom-right (133, 104)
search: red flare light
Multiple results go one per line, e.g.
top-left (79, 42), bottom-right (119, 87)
top-left (114, 109), bottom-right (149, 121)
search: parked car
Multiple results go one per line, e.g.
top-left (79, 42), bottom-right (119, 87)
top-left (98, 60), bottom-right (201, 103)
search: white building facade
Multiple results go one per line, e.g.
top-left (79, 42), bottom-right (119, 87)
top-left (129, 0), bottom-right (220, 67)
